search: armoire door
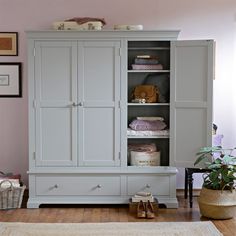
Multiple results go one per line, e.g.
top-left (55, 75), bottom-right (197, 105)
top-left (34, 41), bottom-right (78, 166)
top-left (170, 40), bottom-right (214, 168)
top-left (78, 41), bottom-right (121, 166)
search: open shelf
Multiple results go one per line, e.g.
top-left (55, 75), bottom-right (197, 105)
top-left (128, 47), bottom-right (170, 50)
top-left (128, 103), bottom-right (169, 106)
top-left (128, 70), bottom-right (170, 73)
top-left (127, 135), bottom-right (169, 139)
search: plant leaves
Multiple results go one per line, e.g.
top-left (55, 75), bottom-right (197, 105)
top-left (194, 155), bottom-right (209, 166)
top-left (222, 155), bottom-right (236, 164)
top-left (208, 163), bottom-right (221, 169)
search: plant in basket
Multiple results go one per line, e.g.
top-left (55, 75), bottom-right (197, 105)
top-left (194, 146), bottom-right (236, 219)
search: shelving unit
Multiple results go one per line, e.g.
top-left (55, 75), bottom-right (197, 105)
top-left (127, 41), bottom-right (171, 168)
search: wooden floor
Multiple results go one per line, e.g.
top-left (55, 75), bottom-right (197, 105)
top-left (0, 191), bottom-right (235, 236)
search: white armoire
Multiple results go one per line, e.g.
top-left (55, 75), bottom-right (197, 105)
top-left (27, 30), bottom-right (213, 208)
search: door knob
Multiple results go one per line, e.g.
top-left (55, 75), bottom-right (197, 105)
top-left (145, 184), bottom-right (151, 188)
top-left (72, 102), bottom-right (79, 107)
top-left (72, 102), bottom-right (83, 107)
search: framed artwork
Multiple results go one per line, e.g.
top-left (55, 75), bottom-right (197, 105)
top-left (0, 63), bottom-right (22, 97)
top-left (0, 32), bottom-right (18, 56)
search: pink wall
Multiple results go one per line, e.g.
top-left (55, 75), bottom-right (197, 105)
top-left (0, 0), bottom-right (236, 188)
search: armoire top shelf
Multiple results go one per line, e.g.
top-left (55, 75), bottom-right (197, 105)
top-left (128, 70), bottom-right (170, 73)
top-left (127, 135), bottom-right (169, 139)
top-left (128, 47), bottom-right (170, 50)
top-left (127, 103), bottom-right (170, 106)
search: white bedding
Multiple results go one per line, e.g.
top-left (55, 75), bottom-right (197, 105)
top-left (127, 128), bottom-right (169, 136)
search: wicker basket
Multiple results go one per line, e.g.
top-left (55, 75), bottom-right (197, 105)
top-left (198, 187), bottom-right (236, 219)
top-left (0, 180), bottom-right (26, 209)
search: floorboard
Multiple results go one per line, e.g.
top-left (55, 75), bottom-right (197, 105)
top-left (0, 190), bottom-right (235, 236)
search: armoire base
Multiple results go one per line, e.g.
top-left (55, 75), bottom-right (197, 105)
top-left (27, 196), bottom-right (178, 209)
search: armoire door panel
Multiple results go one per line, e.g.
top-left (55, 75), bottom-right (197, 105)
top-left (81, 107), bottom-right (118, 166)
top-left (174, 108), bottom-right (207, 167)
top-left (174, 43), bottom-right (208, 102)
top-left (38, 108), bottom-right (75, 165)
top-left (35, 41), bottom-right (77, 102)
top-left (78, 41), bottom-right (121, 166)
top-left (80, 41), bottom-right (120, 102)
top-left (34, 41), bottom-right (77, 166)
top-left (170, 40), bottom-right (213, 168)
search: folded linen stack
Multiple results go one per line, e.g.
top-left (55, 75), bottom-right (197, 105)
top-left (53, 17), bottom-right (106, 30)
top-left (132, 191), bottom-right (154, 202)
top-left (0, 179), bottom-right (20, 188)
top-left (129, 117), bottom-right (167, 131)
top-left (0, 171), bottom-right (21, 188)
top-left (132, 55), bottom-right (163, 70)
top-left (127, 116), bottom-right (168, 136)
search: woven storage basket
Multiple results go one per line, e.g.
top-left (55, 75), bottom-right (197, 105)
top-left (0, 180), bottom-right (26, 209)
top-left (198, 187), bottom-right (236, 219)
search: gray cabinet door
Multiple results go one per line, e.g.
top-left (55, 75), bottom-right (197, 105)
top-left (34, 41), bottom-right (78, 166)
top-left (170, 40), bottom-right (213, 168)
top-left (78, 41), bottom-right (121, 166)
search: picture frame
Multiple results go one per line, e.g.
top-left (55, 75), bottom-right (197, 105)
top-left (0, 32), bottom-right (18, 56)
top-left (0, 62), bottom-right (22, 97)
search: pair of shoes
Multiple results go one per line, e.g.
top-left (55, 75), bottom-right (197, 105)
top-left (137, 200), bottom-right (155, 219)
top-left (137, 200), bottom-right (146, 218)
top-left (146, 200), bottom-right (155, 219)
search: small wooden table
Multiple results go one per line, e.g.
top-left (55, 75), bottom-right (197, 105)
top-left (184, 168), bottom-right (210, 208)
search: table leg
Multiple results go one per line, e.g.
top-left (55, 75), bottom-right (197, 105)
top-left (184, 168), bottom-right (188, 199)
top-left (187, 171), bottom-right (194, 208)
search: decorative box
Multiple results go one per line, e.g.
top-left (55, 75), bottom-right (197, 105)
top-left (52, 21), bottom-right (103, 30)
top-left (130, 151), bottom-right (160, 166)
top-left (114, 25), bottom-right (143, 30)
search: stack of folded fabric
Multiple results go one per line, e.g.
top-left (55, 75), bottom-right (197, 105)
top-left (0, 171), bottom-right (21, 188)
top-left (129, 117), bottom-right (167, 131)
top-left (127, 117), bottom-right (169, 137)
top-left (53, 17), bottom-right (106, 30)
top-left (132, 191), bottom-right (154, 202)
top-left (132, 55), bottom-right (163, 70)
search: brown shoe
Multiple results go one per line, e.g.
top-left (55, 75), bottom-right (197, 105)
top-left (137, 200), bottom-right (146, 218)
top-left (146, 200), bottom-right (155, 219)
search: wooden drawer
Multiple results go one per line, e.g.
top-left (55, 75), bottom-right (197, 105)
top-left (127, 175), bottom-right (170, 196)
top-left (36, 175), bottom-right (121, 196)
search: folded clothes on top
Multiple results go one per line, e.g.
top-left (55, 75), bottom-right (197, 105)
top-left (66, 17), bottom-right (106, 25)
top-left (134, 58), bottom-right (159, 65)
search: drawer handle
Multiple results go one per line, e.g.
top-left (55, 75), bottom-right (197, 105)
top-left (145, 184), bottom-right (151, 188)
top-left (54, 184), bottom-right (59, 188)
top-left (97, 184), bottom-right (102, 188)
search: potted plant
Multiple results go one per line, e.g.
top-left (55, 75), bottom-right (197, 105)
top-left (194, 146), bottom-right (236, 219)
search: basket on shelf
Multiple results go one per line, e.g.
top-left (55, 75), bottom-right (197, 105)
top-left (0, 180), bottom-right (26, 209)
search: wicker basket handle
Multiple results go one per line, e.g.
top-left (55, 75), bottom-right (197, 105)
top-left (0, 171), bottom-right (13, 177)
top-left (0, 179), bottom-right (13, 190)
top-left (0, 171), bottom-right (6, 176)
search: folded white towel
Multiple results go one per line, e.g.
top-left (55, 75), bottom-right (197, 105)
top-left (0, 179), bottom-right (20, 188)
